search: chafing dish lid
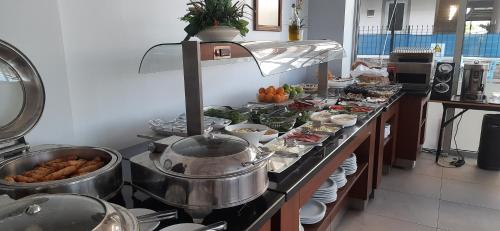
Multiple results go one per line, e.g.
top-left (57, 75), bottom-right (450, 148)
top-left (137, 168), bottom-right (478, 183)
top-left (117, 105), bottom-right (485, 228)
top-left (0, 39), bottom-right (45, 144)
top-left (157, 134), bottom-right (259, 177)
top-left (0, 194), bottom-right (106, 231)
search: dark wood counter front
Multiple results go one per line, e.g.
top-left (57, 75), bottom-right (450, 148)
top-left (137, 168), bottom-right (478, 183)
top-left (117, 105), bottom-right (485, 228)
top-left (272, 119), bottom-right (377, 231)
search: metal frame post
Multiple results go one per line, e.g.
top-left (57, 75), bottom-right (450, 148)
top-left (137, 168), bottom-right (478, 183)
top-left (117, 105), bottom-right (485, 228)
top-left (182, 41), bottom-right (204, 136)
top-left (442, 0), bottom-right (468, 153)
top-left (318, 62), bottom-right (329, 98)
top-left (389, 0), bottom-right (397, 52)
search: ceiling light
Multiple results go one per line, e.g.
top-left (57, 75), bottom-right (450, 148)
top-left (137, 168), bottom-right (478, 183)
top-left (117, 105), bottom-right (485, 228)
top-left (449, 5), bottom-right (458, 21)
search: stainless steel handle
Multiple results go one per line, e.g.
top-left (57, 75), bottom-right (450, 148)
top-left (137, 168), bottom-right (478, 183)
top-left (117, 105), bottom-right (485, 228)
top-left (137, 209), bottom-right (178, 223)
top-left (242, 148), bottom-right (274, 167)
top-left (193, 221), bottom-right (228, 231)
top-left (148, 142), bottom-right (169, 154)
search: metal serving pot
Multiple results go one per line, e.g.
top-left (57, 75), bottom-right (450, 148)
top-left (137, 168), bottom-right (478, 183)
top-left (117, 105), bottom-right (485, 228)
top-left (0, 194), bottom-right (138, 231)
top-left (0, 146), bottom-right (123, 199)
top-left (153, 134), bottom-right (273, 221)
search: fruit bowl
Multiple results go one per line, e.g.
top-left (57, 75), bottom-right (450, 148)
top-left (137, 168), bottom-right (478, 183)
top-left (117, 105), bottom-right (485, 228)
top-left (256, 93), bottom-right (289, 103)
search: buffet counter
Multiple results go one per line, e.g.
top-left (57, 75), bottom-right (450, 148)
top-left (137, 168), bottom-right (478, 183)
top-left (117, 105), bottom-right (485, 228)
top-left (118, 91), bottom-right (426, 231)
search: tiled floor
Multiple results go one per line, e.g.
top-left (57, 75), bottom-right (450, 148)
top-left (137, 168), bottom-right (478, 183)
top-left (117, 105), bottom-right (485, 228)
top-left (336, 152), bottom-right (500, 231)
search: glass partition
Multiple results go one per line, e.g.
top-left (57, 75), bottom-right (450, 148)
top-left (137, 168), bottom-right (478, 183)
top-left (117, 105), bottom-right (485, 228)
top-left (139, 40), bottom-right (344, 76)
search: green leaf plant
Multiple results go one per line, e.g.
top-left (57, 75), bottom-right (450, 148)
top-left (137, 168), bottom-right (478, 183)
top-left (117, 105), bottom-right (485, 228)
top-left (181, 0), bottom-right (254, 41)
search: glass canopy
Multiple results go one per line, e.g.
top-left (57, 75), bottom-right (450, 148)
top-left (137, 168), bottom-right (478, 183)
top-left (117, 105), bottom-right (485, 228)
top-left (139, 40), bottom-right (344, 76)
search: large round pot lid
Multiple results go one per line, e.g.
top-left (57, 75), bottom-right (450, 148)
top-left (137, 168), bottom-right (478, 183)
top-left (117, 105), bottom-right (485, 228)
top-left (0, 194), bottom-right (107, 231)
top-left (156, 134), bottom-right (263, 178)
top-left (0, 39), bottom-right (45, 143)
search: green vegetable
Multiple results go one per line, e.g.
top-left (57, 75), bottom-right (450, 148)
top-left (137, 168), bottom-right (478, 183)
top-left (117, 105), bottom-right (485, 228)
top-left (289, 90), bottom-right (297, 98)
top-left (295, 86), bottom-right (304, 93)
top-left (204, 108), bottom-right (247, 124)
top-left (283, 84), bottom-right (291, 93)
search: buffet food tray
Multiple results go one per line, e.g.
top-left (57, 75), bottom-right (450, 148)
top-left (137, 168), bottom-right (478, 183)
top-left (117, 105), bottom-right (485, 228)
top-left (265, 125), bottom-right (334, 174)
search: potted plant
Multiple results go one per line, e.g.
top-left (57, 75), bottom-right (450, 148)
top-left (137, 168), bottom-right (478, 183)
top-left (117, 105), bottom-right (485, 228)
top-left (181, 0), bottom-right (253, 41)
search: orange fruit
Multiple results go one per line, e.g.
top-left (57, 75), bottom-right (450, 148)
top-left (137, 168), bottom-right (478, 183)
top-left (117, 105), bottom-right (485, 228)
top-left (258, 88), bottom-right (266, 94)
top-left (273, 94), bottom-right (282, 103)
top-left (265, 93), bottom-right (274, 103)
top-left (258, 93), bottom-right (266, 102)
top-left (276, 87), bottom-right (285, 95)
top-left (266, 86), bottom-right (276, 95)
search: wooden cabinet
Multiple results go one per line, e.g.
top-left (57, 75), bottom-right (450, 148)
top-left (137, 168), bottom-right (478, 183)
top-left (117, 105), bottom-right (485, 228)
top-left (373, 100), bottom-right (400, 189)
top-left (273, 120), bottom-right (377, 231)
top-left (395, 93), bottom-right (430, 168)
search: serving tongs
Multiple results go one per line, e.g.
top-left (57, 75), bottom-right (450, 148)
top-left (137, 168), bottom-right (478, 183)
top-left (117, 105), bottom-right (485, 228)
top-left (136, 209), bottom-right (178, 224)
top-left (193, 221), bottom-right (228, 231)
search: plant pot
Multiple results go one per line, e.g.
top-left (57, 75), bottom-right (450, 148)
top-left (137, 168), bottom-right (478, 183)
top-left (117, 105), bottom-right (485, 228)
top-left (196, 26), bottom-right (240, 42)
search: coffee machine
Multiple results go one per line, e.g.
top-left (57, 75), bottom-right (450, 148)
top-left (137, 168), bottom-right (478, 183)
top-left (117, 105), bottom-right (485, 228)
top-left (461, 64), bottom-right (487, 101)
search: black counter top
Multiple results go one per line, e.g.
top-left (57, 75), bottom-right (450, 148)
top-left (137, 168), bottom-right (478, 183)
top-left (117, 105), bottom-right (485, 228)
top-left (118, 143), bottom-right (285, 231)
top-left (108, 183), bottom-right (284, 231)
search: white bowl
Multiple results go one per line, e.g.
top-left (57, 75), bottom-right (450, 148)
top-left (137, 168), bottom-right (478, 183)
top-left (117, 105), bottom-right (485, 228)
top-left (196, 26), bottom-right (239, 42)
top-left (310, 111), bottom-right (333, 123)
top-left (331, 114), bottom-right (357, 127)
top-left (225, 124), bottom-right (269, 146)
top-left (260, 129), bottom-right (279, 142)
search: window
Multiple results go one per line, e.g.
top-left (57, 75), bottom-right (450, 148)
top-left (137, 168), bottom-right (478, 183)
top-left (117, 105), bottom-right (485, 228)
top-left (367, 9), bottom-right (375, 17)
top-left (386, 2), bottom-right (406, 31)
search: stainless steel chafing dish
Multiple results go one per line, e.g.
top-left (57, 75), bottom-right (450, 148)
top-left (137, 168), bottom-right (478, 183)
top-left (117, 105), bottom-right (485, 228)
top-left (0, 194), bottom-right (139, 231)
top-left (130, 134), bottom-right (273, 223)
top-left (0, 39), bottom-right (123, 199)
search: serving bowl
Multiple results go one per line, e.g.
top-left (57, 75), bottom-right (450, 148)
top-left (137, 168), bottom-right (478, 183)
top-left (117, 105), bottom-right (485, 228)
top-left (260, 129), bottom-right (279, 143)
top-left (260, 114), bottom-right (297, 133)
top-left (0, 147), bottom-right (123, 199)
top-left (330, 114), bottom-right (357, 127)
top-left (225, 124), bottom-right (269, 146)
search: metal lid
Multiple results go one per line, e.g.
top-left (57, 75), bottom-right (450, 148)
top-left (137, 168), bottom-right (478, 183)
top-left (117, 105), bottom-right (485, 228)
top-left (156, 134), bottom-right (260, 177)
top-left (0, 39), bottom-right (45, 144)
top-left (0, 194), bottom-right (107, 231)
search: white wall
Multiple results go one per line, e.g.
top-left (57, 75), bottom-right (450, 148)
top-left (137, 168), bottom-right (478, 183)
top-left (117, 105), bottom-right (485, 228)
top-left (0, 0), bottom-right (75, 145)
top-left (308, 0), bottom-right (348, 76)
top-left (408, 0), bottom-right (436, 27)
top-left (1, 0), bottom-right (309, 150)
top-left (359, 0), bottom-right (384, 27)
top-left (343, 0), bottom-right (357, 76)
top-left (359, 0), bottom-right (437, 28)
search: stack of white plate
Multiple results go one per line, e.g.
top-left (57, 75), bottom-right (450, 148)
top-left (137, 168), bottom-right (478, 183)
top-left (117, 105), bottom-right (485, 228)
top-left (312, 178), bottom-right (338, 204)
top-left (299, 219), bottom-right (305, 231)
top-left (330, 167), bottom-right (347, 189)
top-left (341, 153), bottom-right (358, 176)
top-left (300, 199), bottom-right (327, 225)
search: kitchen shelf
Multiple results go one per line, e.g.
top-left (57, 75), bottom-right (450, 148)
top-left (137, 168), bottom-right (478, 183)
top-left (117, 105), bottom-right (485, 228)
top-left (303, 162), bottom-right (369, 231)
top-left (139, 40), bottom-right (344, 76)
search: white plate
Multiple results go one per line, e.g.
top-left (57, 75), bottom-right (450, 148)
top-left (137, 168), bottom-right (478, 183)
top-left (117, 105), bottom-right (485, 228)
top-left (159, 223), bottom-right (205, 231)
top-left (317, 178), bottom-right (336, 191)
top-left (260, 129), bottom-right (279, 142)
top-left (300, 199), bottom-right (326, 224)
top-left (130, 208), bottom-right (160, 231)
top-left (331, 114), bottom-right (357, 127)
